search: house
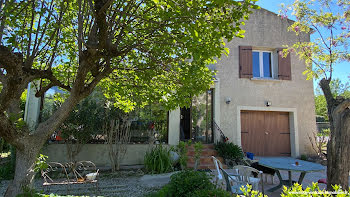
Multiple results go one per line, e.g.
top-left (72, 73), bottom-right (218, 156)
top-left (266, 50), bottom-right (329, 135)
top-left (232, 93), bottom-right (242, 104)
top-left (44, 8), bottom-right (316, 166)
top-left (167, 8), bottom-right (316, 158)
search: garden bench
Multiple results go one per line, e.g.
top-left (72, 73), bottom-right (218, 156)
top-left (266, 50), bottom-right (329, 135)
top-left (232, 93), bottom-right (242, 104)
top-left (41, 161), bottom-right (99, 194)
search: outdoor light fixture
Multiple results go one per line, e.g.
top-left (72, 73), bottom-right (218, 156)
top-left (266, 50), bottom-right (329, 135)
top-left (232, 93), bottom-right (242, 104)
top-left (266, 101), bottom-right (272, 107)
top-left (225, 97), bottom-right (231, 104)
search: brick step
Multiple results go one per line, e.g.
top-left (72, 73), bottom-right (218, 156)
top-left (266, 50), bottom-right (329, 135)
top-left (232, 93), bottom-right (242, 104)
top-left (187, 163), bottom-right (215, 169)
top-left (186, 144), bottom-right (215, 150)
top-left (187, 149), bottom-right (218, 157)
top-left (187, 156), bottom-right (224, 164)
top-left (187, 162), bottom-right (228, 170)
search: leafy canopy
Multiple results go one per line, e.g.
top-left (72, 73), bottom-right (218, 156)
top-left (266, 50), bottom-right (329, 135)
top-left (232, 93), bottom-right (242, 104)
top-left (0, 0), bottom-right (259, 112)
top-left (280, 0), bottom-right (350, 80)
top-left (315, 79), bottom-right (350, 120)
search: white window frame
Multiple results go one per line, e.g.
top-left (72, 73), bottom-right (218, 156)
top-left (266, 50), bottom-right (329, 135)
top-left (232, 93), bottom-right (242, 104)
top-left (252, 50), bottom-right (274, 78)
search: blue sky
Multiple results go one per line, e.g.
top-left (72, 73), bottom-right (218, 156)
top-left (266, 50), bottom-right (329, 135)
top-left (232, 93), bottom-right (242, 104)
top-left (255, 0), bottom-right (349, 90)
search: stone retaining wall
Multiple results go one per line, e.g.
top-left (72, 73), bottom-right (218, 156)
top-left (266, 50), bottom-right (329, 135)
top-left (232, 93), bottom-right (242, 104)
top-left (43, 144), bottom-right (163, 167)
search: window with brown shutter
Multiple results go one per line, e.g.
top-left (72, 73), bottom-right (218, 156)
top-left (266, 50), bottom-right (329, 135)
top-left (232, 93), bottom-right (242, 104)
top-left (277, 48), bottom-right (292, 80)
top-left (239, 46), bottom-right (253, 78)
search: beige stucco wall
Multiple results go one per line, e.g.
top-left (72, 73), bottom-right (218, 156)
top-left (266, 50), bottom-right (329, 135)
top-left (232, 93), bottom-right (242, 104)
top-left (215, 8), bottom-right (316, 156)
top-left (168, 108), bottom-right (180, 145)
top-left (43, 144), bottom-right (157, 167)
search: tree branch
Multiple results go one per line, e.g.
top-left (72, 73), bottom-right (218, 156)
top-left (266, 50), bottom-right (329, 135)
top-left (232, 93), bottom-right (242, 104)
top-left (21, 68), bottom-right (71, 95)
top-left (0, 112), bottom-right (25, 150)
top-left (320, 78), bottom-right (335, 110)
top-left (333, 99), bottom-right (350, 115)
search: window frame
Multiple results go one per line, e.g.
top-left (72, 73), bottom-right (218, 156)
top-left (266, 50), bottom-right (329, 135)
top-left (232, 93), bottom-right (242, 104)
top-left (252, 50), bottom-right (274, 79)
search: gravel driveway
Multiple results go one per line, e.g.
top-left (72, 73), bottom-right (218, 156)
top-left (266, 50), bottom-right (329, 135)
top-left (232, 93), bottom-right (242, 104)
top-left (0, 170), bottom-right (175, 197)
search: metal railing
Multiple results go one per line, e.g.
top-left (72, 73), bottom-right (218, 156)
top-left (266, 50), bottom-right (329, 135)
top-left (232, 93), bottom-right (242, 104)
top-left (213, 121), bottom-right (228, 142)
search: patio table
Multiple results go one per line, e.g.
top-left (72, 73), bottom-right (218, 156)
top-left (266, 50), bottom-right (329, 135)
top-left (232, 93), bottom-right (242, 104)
top-left (258, 157), bottom-right (325, 192)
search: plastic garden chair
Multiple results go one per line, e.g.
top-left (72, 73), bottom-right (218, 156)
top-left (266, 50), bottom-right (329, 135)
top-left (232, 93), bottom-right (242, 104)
top-left (221, 165), bottom-right (264, 195)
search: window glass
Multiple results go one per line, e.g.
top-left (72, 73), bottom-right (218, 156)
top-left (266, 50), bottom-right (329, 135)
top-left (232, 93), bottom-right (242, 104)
top-left (263, 52), bottom-right (272, 77)
top-left (191, 89), bottom-right (213, 143)
top-left (252, 52), bottom-right (260, 77)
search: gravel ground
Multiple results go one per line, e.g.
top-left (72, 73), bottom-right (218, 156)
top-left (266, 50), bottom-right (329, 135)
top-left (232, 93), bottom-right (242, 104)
top-left (0, 170), bottom-right (171, 197)
top-left (1, 167), bottom-right (349, 197)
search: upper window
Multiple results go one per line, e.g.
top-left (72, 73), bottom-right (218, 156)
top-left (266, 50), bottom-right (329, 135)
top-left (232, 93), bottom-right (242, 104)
top-left (239, 46), bottom-right (291, 80)
top-left (252, 51), bottom-right (273, 78)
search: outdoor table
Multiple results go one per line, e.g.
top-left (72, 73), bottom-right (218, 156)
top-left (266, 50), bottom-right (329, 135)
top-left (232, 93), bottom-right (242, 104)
top-left (258, 157), bottom-right (325, 192)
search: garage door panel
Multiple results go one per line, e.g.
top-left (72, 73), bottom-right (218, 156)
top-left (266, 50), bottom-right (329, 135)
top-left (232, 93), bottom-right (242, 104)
top-left (241, 111), bottom-right (265, 155)
top-left (241, 111), bottom-right (291, 156)
top-left (277, 133), bottom-right (291, 155)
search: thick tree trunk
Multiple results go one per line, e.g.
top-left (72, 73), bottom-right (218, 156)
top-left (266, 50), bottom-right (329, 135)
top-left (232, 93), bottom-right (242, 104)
top-left (320, 79), bottom-right (350, 190)
top-left (326, 104), bottom-right (350, 190)
top-left (4, 142), bottom-right (41, 197)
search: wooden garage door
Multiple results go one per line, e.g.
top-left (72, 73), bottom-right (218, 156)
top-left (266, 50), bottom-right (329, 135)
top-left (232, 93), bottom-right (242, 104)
top-left (241, 111), bottom-right (291, 156)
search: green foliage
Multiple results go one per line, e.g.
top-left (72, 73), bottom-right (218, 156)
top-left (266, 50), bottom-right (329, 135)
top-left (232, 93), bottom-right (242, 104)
top-left (189, 188), bottom-right (233, 197)
top-left (242, 182), bottom-right (350, 197)
top-left (319, 128), bottom-right (330, 137)
top-left (16, 187), bottom-right (42, 197)
top-left (20, 90), bottom-right (27, 112)
top-left (165, 170), bottom-right (215, 197)
top-left (149, 170), bottom-right (232, 197)
top-left (147, 184), bottom-right (171, 197)
top-left (0, 146), bottom-right (16, 180)
top-left (1, 0), bottom-right (258, 195)
top-left (214, 141), bottom-right (244, 161)
top-left (280, 0), bottom-right (350, 80)
top-left (1, 0), bottom-right (258, 113)
top-left (194, 141), bottom-right (204, 162)
top-left (281, 182), bottom-right (350, 196)
top-left (34, 154), bottom-right (48, 173)
top-left (0, 159), bottom-right (15, 180)
top-left (315, 79), bottom-right (350, 121)
top-left (240, 184), bottom-right (268, 197)
top-left (300, 154), bottom-right (308, 161)
top-left (144, 145), bottom-right (173, 174)
top-left (177, 140), bottom-right (192, 170)
top-left (0, 138), bottom-right (10, 153)
top-left (59, 95), bottom-right (105, 143)
top-left (150, 181), bottom-right (232, 197)
top-left (193, 141), bottom-right (204, 170)
top-left (315, 95), bottom-right (329, 121)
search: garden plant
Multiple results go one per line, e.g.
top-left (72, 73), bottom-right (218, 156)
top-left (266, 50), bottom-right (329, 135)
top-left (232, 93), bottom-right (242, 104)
top-left (0, 0), bottom-right (258, 195)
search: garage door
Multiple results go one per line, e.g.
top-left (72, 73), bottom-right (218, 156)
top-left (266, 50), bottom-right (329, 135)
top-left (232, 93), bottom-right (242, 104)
top-left (241, 111), bottom-right (291, 156)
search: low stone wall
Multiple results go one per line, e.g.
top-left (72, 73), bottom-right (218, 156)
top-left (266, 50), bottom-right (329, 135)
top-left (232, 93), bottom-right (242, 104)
top-left (316, 122), bottom-right (330, 132)
top-left (43, 144), bottom-right (157, 167)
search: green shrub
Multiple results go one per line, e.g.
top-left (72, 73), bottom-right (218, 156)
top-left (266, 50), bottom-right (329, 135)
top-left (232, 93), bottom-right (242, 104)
top-left (147, 184), bottom-right (171, 197)
top-left (177, 140), bottom-right (191, 170)
top-left (16, 187), bottom-right (42, 197)
top-left (300, 154), bottom-right (308, 161)
top-left (241, 183), bottom-right (350, 197)
top-left (0, 146), bottom-right (16, 180)
top-left (189, 188), bottom-right (233, 197)
top-left (214, 141), bottom-right (244, 161)
top-left (193, 141), bottom-right (203, 170)
top-left (168, 170), bottom-right (214, 196)
top-left (144, 145), bottom-right (173, 174)
top-left (149, 170), bottom-right (231, 197)
top-left (282, 183), bottom-right (349, 197)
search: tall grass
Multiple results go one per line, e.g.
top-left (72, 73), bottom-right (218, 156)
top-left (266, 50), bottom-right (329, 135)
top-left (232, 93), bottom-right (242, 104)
top-left (144, 145), bottom-right (173, 174)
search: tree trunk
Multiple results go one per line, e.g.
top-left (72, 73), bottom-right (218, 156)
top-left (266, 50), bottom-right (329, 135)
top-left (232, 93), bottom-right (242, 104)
top-left (326, 106), bottom-right (350, 190)
top-left (4, 143), bottom-right (41, 197)
top-left (320, 79), bottom-right (350, 190)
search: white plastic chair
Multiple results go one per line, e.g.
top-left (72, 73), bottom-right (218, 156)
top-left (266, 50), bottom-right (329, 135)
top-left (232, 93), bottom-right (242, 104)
top-left (221, 164), bottom-right (264, 195)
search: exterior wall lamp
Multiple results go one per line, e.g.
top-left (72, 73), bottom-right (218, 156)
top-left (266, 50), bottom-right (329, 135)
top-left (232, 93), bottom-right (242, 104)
top-left (225, 97), bottom-right (231, 104)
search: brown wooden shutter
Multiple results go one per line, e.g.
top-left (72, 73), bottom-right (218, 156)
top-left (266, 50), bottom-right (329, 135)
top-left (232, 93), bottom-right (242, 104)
top-left (277, 48), bottom-right (292, 80)
top-left (239, 46), bottom-right (253, 78)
